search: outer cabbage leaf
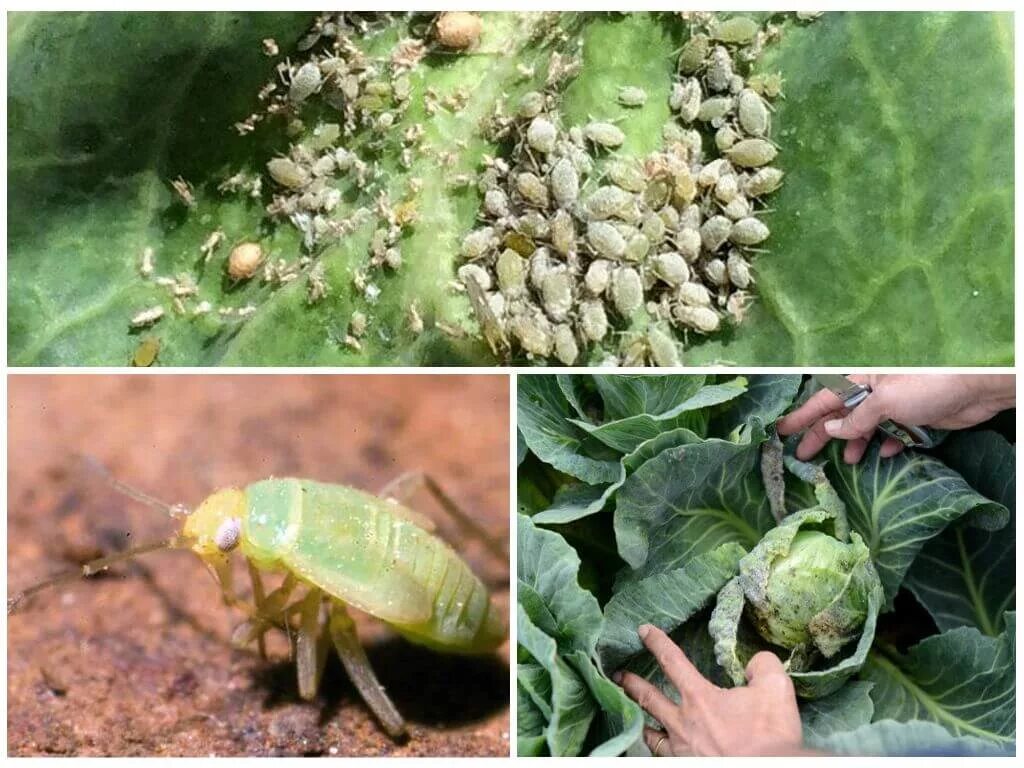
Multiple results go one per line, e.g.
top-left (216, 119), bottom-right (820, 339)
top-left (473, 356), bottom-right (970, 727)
top-left (591, 375), bottom-right (706, 421)
top-left (814, 720), bottom-right (1013, 757)
top-left (517, 682), bottom-right (549, 756)
top-left (567, 650), bottom-right (644, 757)
top-left (709, 374), bottom-right (803, 439)
top-left (863, 613), bottom-right (1015, 745)
top-left (905, 431), bottom-right (1015, 635)
top-left (800, 681), bottom-right (875, 745)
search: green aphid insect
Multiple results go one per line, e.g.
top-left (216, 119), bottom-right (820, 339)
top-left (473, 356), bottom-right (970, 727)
top-left (8, 462), bottom-right (509, 740)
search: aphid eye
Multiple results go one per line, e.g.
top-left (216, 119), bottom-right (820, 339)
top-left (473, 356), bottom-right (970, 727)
top-left (214, 518), bottom-right (242, 552)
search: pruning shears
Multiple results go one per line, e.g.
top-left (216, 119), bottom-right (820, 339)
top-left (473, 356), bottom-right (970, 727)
top-left (812, 374), bottom-right (937, 449)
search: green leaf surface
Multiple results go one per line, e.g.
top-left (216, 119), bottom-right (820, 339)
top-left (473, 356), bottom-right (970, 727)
top-left (800, 681), bottom-right (875, 745)
top-left (592, 375), bottom-right (706, 421)
top-left (709, 374), bottom-right (803, 439)
top-left (517, 513), bottom-right (604, 656)
top-left (814, 719), bottom-right (1012, 757)
top-left (864, 613), bottom-right (1015, 744)
top-left (598, 542), bottom-right (746, 670)
top-left (516, 682), bottom-right (549, 756)
top-left (825, 440), bottom-right (1010, 606)
top-left (688, 12), bottom-right (1014, 366)
top-left (567, 650), bottom-right (645, 757)
top-left (613, 428), bottom-right (775, 577)
top-left (905, 431), bottom-right (1016, 635)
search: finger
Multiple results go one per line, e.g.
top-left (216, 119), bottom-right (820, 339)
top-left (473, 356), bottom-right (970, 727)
top-left (794, 411), bottom-right (844, 459)
top-left (879, 437), bottom-right (905, 458)
top-left (823, 394), bottom-right (889, 441)
top-left (639, 624), bottom-right (709, 697)
top-left (843, 437), bottom-right (868, 464)
top-left (777, 388), bottom-right (844, 435)
top-left (744, 651), bottom-right (791, 690)
top-left (617, 671), bottom-right (679, 726)
top-left (644, 727), bottom-right (673, 757)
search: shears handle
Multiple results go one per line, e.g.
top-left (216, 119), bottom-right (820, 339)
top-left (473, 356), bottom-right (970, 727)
top-left (838, 385), bottom-right (936, 449)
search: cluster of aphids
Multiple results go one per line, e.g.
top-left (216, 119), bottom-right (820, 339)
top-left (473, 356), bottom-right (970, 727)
top-left (459, 13), bottom-right (817, 366)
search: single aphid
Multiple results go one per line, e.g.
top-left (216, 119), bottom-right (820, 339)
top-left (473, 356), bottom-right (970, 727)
top-left (617, 86), bottom-right (648, 107)
top-left (585, 186), bottom-right (634, 221)
top-left (552, 324), bottom-right (579, 366)
top-left (587, 221), bottom-right (627, 259)
top-left (131, 336), bottom-right (160, 367)
top-left (435, 11), bottom-right (483, 50)
top-left (675, 227), bottom-right (703, 263)
top-left (170, 177), bottom-right (196, 208)
top-left (715, 124), bottom-right (741, 151)
top-left (517, 91), bottom-right (546, 119)
top-left (289, 62), bottom-right (322, 103)
top-left (706, 46), bottom-right (734, 93)
top-left (579, 299), bottom-right (609, 342)
top-left (349, 311), bottom-right (368, 338)
top-left (647, 326), bottom-right (681, 367)
top-left (697, 96), bottom-right (734, 124)
top-left (723, 195), bottom-right (752, 220)
top-left (458, 263), bottom-right (493, 293)
top-left (267, 158), bottom-right (312, 189)
top-left (674, 78), bottom-right (702, 123)
top-left (623, 234), bottom-right (650, 263)
top-left (607, 158), bottom-right (646, 193)
top-left (139, 247), bottom-right (155, 278)
top-left (678, 33), bottom-right (710, 74)
top-left (549, 210), bottom-right (576, 256)
top-left (700, 215), bottom-right (733, 251)
top-left (384, 247), bottom-right (404, 272)
top-left (674, 304), bottom-right (721, 333)
top-left (8, 461), bottom-right (507, 740)
top-left (727, 251), bottom-right (754, 288)
top-left (743, 167), bottom-right (785, 197)
top-left (652, 251), bottom-right (691, 287)
top-left (262, 38), bottom-right (279, 56)
top-left (725, 138), bottom-right (778, 168)
top-left (703, 257), bottom-right (729, 286)
top-left (407, 302), bottom-right (425, 335)
top-left (228, 242), bottom-right (264, 281)
top-left (510, 309), bottom-right (553, 357)
top-left (130, 306), bottom-right (164, 328)
top-left (199, 230), bottom-right (225, 262)
top-left (747, 72), bottom-right (785, 99)
top-left (585, 259), bottom-right (612, 296)
top-left (307, 262), bottom-right (328, 304)
top-left (730, 217), bottom-right (771, 246)
top-left (505, 230), bottom-right (536, 258)
top-left (496, 249), bottom-right (527, 297)
top-left (526, 117), bottom-right (557, 154)
top-left (549, 158), bottom-right (580, 208)
top-left (516, 172), bottom-right (550, 208)
top-left (516, 211), bottom-right (550, 241)
top-left (737, 89), bottom-right (771, 137)
top-left (484, 189), bottom-right (510, 218)
top-left (462, 227), bottom-right (497, 260)
top-left (610, 266), bottom-right (643, 316)
top-left (715, 173), bottom-right (740, 204)
top-left (709, 16), bottom-right (759, 44)
top-left (540, 268), bottom-right (574, 322)
top-left (677, 281), bottom-right (714, 307)
top-left (528, 248), bottom-right (553, 291)
top-left (583, 122), bottom-right (625, 148)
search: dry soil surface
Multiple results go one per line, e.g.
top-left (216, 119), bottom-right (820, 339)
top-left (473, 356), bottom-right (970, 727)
top-left (7, 374), bottom-right (510, 756)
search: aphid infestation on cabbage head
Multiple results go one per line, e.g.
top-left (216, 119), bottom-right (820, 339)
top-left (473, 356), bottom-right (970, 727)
top-left (8, 460), bottom-right (509, 740)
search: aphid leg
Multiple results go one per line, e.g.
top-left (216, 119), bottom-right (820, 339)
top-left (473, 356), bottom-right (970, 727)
top-left (247, 561), bottom-right (269, 658)
top-left (230, 572), bottom-right (298, 648)
top-left (295, 587), bottom-right (329, 701)
top-left (379, 471), bottom-right (508, 563)
top-left (328, 601), bottom-right (407, 739)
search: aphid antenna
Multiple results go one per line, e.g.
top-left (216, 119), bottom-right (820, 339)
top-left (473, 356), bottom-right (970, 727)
top-left (8, 534), bottom-right (188, 616)
top-left (76, 455), bottom-right (191, 520)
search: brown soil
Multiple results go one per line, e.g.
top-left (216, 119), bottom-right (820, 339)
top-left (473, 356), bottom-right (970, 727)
top-left (7, 374), bottom-right (510, 756)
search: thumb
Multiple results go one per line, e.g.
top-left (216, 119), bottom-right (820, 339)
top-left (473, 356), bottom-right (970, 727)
top-left (823, 396), bottom-right (887, 440)
top-left (744, 651), bottom-right (789, 687)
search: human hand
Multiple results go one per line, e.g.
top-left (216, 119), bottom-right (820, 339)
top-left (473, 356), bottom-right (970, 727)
top-left (777, 374), bottom-right (1014, 463)
top-left (614, 624), bottom-right (805, 757)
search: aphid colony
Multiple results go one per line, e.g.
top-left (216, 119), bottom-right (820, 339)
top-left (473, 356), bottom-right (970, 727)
top-left (459, 14), bottom-right (792, 366)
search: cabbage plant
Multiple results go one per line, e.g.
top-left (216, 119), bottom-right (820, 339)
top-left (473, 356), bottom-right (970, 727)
top-left (517, 374), bottom-right (1015, 756)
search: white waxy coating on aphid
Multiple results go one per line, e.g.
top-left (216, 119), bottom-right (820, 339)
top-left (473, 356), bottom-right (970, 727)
top-left (214, 517), bottom-right (242, 552)
top-left (610, 266), bottom-right (643, 315)
top-left (131, 306), bottom-right (164, 327)
top-left (743, 167), bottom-right (785, 197)
top-left (579, 299), bottom-right (609, 341)
top-left (730, 217), bottom-right (771, 246)
top-left (517, 211), bottom-right (549, 239)
top-left (706, 46), bottom-right (734, 93)
top-left (659, 205), bottom-right (681, 232)
top-left (496, 249), bottom-right (527, 296)
top-left (583, 122), bottom-right (625, 148)
top-left (289, 61), bottom-right (322, 103)
top-left (648, 326), bottom-right (681, 367)
top-left (607, 159), bottom-right (646, 193)
top-left (715, 124), bottom-right (740, 152)
top-left (704, 258), bottom-right (729, 286)
top-left (549, 158), bottom-right (579, 207)
top-left (529, 248), bottom-right (553, 290)
top-left (462, 227), bottom-right (497, 260)
top-left (709, 16), bottom-right (759, 44)
top-left (459, 263), bottom-right (493, 292)
top-left (700, 215), bottom-right (733, 251)
top-left (526, 117), bottom-right (557, 154)
top-left (677, 281), bottom-right (714, 307)
top-left (727, 251), bottom-right (753, 289)
top-left (697, 96), bottom-right (733, 123)
top-left (540, 268), bottom-right (573, 322)
top-left (674, 304), bottom-right (721, 333)
top-left (585, 186), bottom-right (634, 221)
top-left (585, 259), bottom-right (612, 296)
top-left (517, 91), bottom-right (545, 119)
top-left (624, 234), bottom-right (650, 263)
top-left (676, 227), bottom-right (702, 263)
top-left (587, 221), bottom-right (627, 258)
top-left (641, 211), bottom-right (666, 244)
top-left (549, 210), bottom-right (576, 256)
top-left (510, 310), bottom-right (553, 357)
top-left (617, 86), bottom-right (647, 107)
top-left (652, 252), bottom-right (690, 287)
top-left (698, 158), bottom-right (731, 188)
top-left (675, 78), bottom-right (702, 123)
top-left (552, 324), bottom-right (579, 365)
top-left (228, 242), bottom-right (264, 280)
top-left (350, 311), bottom-right (368, 337)
top-left (715, 173), bottom-right (739, 204)
top-left (487, 291), bottom-right (506, 320)
top-left (267, 158), bottom-right (311, 189)
top-left (723, 195), bottom-right (753, 221)
top-left (515, 172), bottom-right (549, 208)
top-left (737, 89), bottom-right (771, 137)
top-left (679, 204), bottom-right (702, 231)
top-left (484, 189), bottom-right (509, 218)
top-left (726, 138), bottom-right (778, 168)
